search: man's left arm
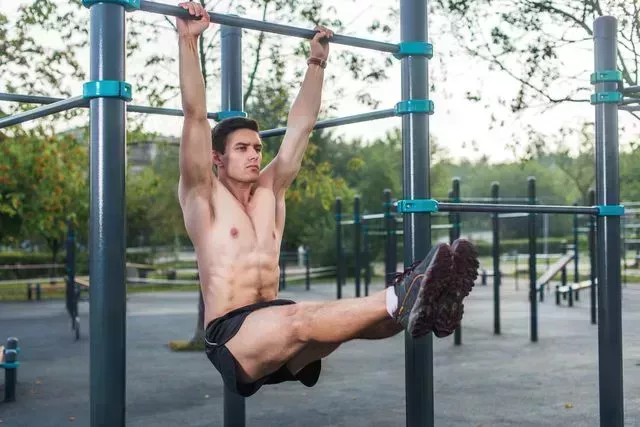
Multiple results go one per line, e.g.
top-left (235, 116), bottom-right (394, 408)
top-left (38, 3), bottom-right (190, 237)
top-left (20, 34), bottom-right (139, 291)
top-left (267, 26), bottom-right (333, 194)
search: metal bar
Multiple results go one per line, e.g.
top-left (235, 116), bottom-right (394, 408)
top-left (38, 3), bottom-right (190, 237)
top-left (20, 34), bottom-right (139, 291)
top-left (400, 0), bottom-right (432, 425)
top-left (363, 220), bottom-right (371, 296)
top-left (439, 197), bottom-right (531, 203)
top-left (220, 24), bottom-right (246, 427)
top-left (259, 109), bottom-right (397, 138)
top-left (451, 178), bottom-right (462, 346)
top-left (622, 85), bottom-right (640, 94)
top-left (589, 188), bottom-right (597, 325)
top-left (528, 177), bottom-right (538, 343)
top-left (384, 190), bottom-right (395, 282)
top-left (492, 182), bottom-right (501, 335)
top-left (354, 196), bottom-right (362, 298)
top-left (618, 105), bottom-right (640, 111)
top-left (594, 16), bottom-right (624, 427)
top-left (139, 0), bottom-right (398, 54)
top-left (88, 3), bottom-right (127, 427)
top-left (573, 201), bottom-right (580, 283)
top-left (437, 202), bottom-right (598, 215)
top-left (0, 92), bottom-right (220, 120)
top-left (335, 198), bottom-right (343, 300)
top-left (0, 96), bottom-right (87, 128)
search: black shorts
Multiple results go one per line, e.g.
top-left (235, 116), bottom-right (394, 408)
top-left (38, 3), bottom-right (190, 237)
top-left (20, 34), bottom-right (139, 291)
top-left (204, 299), bottom-right (321, 397)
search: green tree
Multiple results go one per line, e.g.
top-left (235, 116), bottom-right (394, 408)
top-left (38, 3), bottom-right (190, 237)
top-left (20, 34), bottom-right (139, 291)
top-left (0, 128), bottom-right (89, 262)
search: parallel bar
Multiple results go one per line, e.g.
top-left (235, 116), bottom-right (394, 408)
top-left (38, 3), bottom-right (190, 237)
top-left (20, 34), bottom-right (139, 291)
top-left (439, 197), bottom-right (530, 203)
top-left (437, 202), bottom-right (598, 215)
top-left (259, 109), bottom-right (396, 138)
top-left (400, 0), bottom-right (432, 425)
top-left (221, 24), bottom-right (246, 427)
top-left (594, 16), bottom-right (624, 427)
top-left (0, 96), bottom-right (87, 128)
top-left (335, 198), bottom-right (343, 300)
top-left (88, 3), bottom-right (127, 426)
top-left (589, 188), bottom-right (597, 325)
top-left (528, 177), bottom-right (538, 343)
top-left (0, 92), bottom-right (219, 120)
top-left (139, 0), bottom-right (398, 54)
top-left (492, 182), bottom-right (501, 335)
top-left (353, 196), bottom-right (361, 298)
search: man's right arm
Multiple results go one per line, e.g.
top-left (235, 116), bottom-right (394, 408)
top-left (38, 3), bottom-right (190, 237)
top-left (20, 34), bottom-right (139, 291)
top-left (177, 3), bottom-right (214, 204)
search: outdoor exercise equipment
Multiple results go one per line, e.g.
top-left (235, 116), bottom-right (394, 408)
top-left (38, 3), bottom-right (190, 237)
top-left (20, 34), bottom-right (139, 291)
top-left (0, 2), bottom-right (627, 426)
top-left (1, 337), bottom-right (20, 403)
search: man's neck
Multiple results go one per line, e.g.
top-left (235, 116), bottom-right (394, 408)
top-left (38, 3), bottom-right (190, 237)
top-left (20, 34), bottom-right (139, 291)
top-left (219, 176), bottom-right (254, 206)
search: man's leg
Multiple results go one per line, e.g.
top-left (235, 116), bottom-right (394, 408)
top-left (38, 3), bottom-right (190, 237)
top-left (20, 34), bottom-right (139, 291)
top-left (225, 291), bottom-right (389, 383)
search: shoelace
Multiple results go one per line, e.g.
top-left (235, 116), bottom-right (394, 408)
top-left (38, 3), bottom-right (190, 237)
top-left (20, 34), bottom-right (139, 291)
top-left (387, 260), bottom-right (422, 287)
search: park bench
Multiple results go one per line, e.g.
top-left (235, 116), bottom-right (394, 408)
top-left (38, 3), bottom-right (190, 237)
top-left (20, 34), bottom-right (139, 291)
top-left (535, 252), bottom-right (575, 302)
top-left (556, 279), bottom-right (596, 307)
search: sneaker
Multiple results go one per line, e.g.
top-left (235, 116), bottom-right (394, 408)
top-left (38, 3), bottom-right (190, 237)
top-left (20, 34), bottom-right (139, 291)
top-left (432, 239), bottom-right (479, 338)
top-left (389, 243), bottom-right (453, 338)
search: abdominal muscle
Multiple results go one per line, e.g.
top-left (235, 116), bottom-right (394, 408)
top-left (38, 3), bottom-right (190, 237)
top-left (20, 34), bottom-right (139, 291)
top-left (200, 246), bottom-right (281, 326)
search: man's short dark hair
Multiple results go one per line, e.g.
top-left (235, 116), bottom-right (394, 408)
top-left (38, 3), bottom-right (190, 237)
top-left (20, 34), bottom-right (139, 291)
top-left (211, 117), bottom-right (260, 154)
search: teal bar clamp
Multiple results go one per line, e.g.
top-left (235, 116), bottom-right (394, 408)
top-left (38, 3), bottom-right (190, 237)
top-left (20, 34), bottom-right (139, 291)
top-left (83, 80), bottom-right (133, 102)
top-left (216, 111), bottom-right (248, 120)
top-left (597, 205), bottom-right (625, 216)
top-left (590, 70), bottom-right (622, 85)
top-left (395, 99), bottom-right (434, 115)
top-left (396, 199), bottom-right (439, 214)
top-left (590, 92), bottom-right (623, 105)
top-left (394, 42), bottom-right (433, 59)
top-left (82, 0), bottom-right (140, 11)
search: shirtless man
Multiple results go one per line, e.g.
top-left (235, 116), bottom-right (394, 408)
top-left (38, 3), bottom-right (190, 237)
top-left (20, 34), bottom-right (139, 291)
top-left (176, 2), bottom-right (479, 398)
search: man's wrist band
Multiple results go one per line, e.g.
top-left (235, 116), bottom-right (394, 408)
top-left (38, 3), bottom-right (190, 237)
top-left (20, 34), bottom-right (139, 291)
top-left (307, 57), bottom-right (327, 69)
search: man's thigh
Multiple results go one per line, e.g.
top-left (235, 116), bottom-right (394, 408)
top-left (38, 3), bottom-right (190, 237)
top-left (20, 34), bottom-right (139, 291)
top-left (225, 303), bottom-right (308, 383)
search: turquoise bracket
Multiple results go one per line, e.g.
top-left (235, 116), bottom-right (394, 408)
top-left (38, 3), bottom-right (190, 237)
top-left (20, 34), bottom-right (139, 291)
top-left (395, 199), bottom-right (439, 214)
top-left (394, 42), bottom-right (433, 59)
top-left (82, 0), bottom-right (140, 11)
top-left (590, 92), bottom-right (623, 105)
top-left (591, 70), bottom-right (622, 85)
top-left (216, 111), bottom-right (248, 120)
top-left (354, 213), bottom-right (361, 225)
top-left (0, 361), bottom-right (20, 369)
top-left (83, 80), bottom-right (133, 102)
top-left (395, 99), bottom-right (434, 115)
top-left (597, 205), bottom-right (625, 217)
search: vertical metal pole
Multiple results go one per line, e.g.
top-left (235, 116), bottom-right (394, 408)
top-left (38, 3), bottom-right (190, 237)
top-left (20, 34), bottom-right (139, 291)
top-left (573, 201), bottom-right (580, 283)
top-left (354, 196), bottom-right (361, 297)
top-left (528, 177), bottom-right (538, 343)
top-left (335, 198), bottom-right (343, 299)
top-left (400, 0), bottom-right (432, 424)
top-left (589, 188), bottom-right (597, 324)
top-left (89, 4), bottom-right (127, 426)
top-left (221, 24), bottom-right (246, 427)
top-left (65, 221), bottom-right (77, 323)
top-left (363, 219), bottom-right (371, 296)
top-left (384, 189), bottom-right (395, 281)
top-left (491, 182), bottom-right (501, 335)
top-left (452, 178), bottom-right (462, 345)
top-left (593, 16), bottom-right (623, 426)
top-left (305, 248), bottom-right (311, 291)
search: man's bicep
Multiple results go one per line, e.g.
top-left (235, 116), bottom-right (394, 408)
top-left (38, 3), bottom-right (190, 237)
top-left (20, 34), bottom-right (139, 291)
top-left (180, 117), bottom-right (214, 188)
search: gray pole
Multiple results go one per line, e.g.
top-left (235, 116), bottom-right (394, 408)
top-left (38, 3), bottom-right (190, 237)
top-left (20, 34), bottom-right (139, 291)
top-left (88, 4), bottom-right (127, 426)
top-left (588, 188), bottom-right (597, 325)
top-left (384, 190), bottom-right (394, 281)
top-left (491, 182), bottom-right (501, 335)
top-left (221, 25), bottom-right (246, 427)
top-left (335, 198), bottom-right (343, 299)
top-left (573, 201), bottom-right (580, 283)
top-left (354, 196), bottom-right (361, 297)
top-left (593, 16), bottom-right (624, 426)
top-left (528, 177), bottom-right (538, 343)
top-left (400, 0), bottom-right (432, 425)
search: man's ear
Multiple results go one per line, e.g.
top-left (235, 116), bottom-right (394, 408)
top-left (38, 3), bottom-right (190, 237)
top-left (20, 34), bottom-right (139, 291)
top-left (212, 150), bottom-right (224, 168)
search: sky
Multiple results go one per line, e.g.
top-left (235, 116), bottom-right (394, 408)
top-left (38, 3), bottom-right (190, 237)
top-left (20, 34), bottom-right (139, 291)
top-left (1, 0), bottom-right (638, 163)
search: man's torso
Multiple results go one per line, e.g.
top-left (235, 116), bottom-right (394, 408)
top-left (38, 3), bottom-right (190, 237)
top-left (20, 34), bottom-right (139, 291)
top-left (181, 176), bottom-right (285, 325)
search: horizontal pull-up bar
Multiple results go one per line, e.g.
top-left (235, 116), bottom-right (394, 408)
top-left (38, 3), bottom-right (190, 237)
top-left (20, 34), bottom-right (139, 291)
top-left (0, 96), bottom-right (87, 129)
top-left (439, 202), bottom-right (599, 215)
top-left (0, 92), bottom-right (219, 120)
top-left (260, 108), bottom-right (397, 138)
top-left (138, 0), bottom-right (399, 54)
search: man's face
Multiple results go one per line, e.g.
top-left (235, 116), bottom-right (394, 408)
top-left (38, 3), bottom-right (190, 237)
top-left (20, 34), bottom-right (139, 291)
top-left (215, 128), bottom-right (262, 183)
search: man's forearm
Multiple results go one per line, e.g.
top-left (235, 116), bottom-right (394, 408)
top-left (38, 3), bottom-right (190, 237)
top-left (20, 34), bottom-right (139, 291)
top-left (179, 35), bottom-right (207, 118)
top-left (286, 63), bottom-right (324, 131)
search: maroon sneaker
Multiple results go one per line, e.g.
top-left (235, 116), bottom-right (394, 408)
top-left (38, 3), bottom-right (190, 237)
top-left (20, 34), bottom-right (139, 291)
top-left (432, 239), bottom-right (479, 338)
